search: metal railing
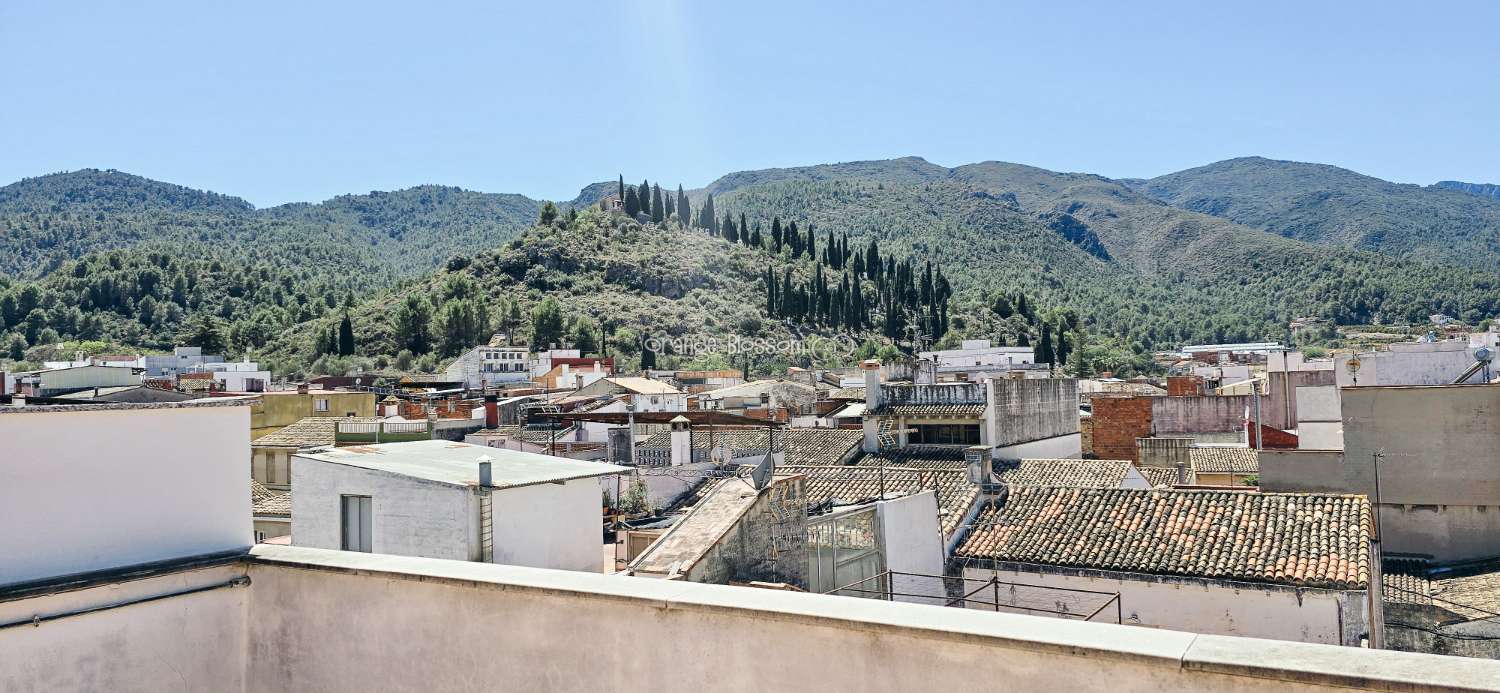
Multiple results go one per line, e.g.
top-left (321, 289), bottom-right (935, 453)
top-left (824, 571), bottom-right (1123, 623)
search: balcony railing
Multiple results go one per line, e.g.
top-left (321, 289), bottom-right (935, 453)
top-left (335, 420), bottom-right (433, 444)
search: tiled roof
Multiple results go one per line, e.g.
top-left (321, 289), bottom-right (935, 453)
top-left (638, 427), bottom-right (863, 466)
top-left (867, 403), bottom-right (987, 417)
top-left (1384, 557), bottom-right (1500, 620)
top-left (250, 480), bottom-right (290, 517)
top-left (859, 449), bottom-right (1134, 489)
top-left (253, 416), bottom-right (385, 449)
top-left (956, 487), bottom-right (1371, 590)
top-left (1137, 465), bottom-right (1183, 488)
top-left (828, 387), bottom-right (865, 401)
top-left (996, 459), bottom-right (1132, 488)
top-left (1382, 558), bottom-right (1432, 605)
top-left (1191, 447), bottom-right (1260, 474)
top-left (781, 464), bottom-right (978, 537)
top-left (858, 446), bottom-right (968, 469)
top-left (606, 377), bottom-right (681, 395)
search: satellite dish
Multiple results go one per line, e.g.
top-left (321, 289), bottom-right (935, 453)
top-left (750, 454), bottom-right (774, 490)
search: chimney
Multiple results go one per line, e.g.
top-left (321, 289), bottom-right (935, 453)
top-left (669, 415), bottom-right (692, 466)
top-left (965, 445), bottom-right (999, 494)
top-left (861, 359), bottom-right (883, 409)
top-left (1176, 461), bottom-right (1189, 485)
top-left (478, 454), bottom-right (493, 487)
top-left (861, 359), bottom-right (883, 453)
top-left (484, 393), bottom-right (499, 429)
top-left (297, 382), bottom-right (309, 395)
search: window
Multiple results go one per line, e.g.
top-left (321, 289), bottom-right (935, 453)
top-left (910, 423), bottom-right (981, 445)
top-left (341, 495), bottom-right (372, 552)
top-left (315, 398), bottom-right (330, 412)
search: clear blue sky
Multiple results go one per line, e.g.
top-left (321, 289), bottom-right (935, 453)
top-left (3, 1), bottom-right (1497, 207)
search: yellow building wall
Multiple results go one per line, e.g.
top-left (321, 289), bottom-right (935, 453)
top-left (249, 391), bottom-right (376, 439)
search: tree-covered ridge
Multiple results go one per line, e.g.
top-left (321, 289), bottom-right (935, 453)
top-left (1133, 156), bottom-right (1500, 270)
top-left (715, 176), bottom-right (1500, 347)
top-left (0, 169), bottom-right (540, 279)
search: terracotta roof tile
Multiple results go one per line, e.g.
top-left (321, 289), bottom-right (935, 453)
top-left (867, 403), bottom-right (987, 417)
top-left (955, 487), bottom-right (1371, 589)
top-left (250, 480), bottom-right (290, 517)
top-left (253, 416), bottom-right (385, 449)
top-left (780, 464), bottom-right (977, 537)
top-left (1191, 447), bottom-right (1260, 474)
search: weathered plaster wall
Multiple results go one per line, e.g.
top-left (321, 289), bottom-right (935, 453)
top-left (0, 563), bottom-right (248, 692)
top-left (1152, 395), bottom-right (1248, 434)
top-left (991, 379), bottom-right (1079, 447)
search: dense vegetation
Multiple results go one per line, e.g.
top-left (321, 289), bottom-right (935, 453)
top-left (3, 158), bottom-right (1498, 381)
top-left (1134, 157), bottom-right (1500, 270)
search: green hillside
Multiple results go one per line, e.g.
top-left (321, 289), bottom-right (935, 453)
top-left (1133, 157), bottom-right (1500, 270)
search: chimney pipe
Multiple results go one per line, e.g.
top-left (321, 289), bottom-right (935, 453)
top-left (484, 394), bottom-right (499, 429)
top-left (478, 455), bottom-right (493, 487)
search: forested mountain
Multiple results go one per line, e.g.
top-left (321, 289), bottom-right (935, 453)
top-left (1131, 157), bottom-right (1500, 270)
top-left (0, 169), bottom-right (540, 279)
top-left (1434, 180), bottom-right (1500, 202)
top-left (2, 157), bottom-right (1499, 380)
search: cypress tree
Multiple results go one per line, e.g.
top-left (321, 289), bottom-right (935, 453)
top-left (639, 179), bottom-right (652, 218)
top-left (677, 185), bottom-right (690, 226)
top-left (617, 175), bottom-right (625, 204)
top-left (1038, 322), bottom-right (1054, 366)
top-left (771, 217), bottom-right (783, 251)
top-left (865, 239), bottom-right (880, 280)
top-left (624, 187), bottom-right (640, 216)
top-left (722, 212), bottom-right (737, 242)
top-left (739, 213), bottom-right (750, 245)
top-left (651, 184), bottom-right (664, 223)
top-left (700, 194), bottom-right (718, 233)
top-left (337, 310), bottom-right (355, 356)
top-left (750, 225), bottom-right (762, 248)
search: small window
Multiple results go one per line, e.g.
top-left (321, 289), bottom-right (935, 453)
top-left (341, 495), bottom-right (372, 552)
top-left (315, 398), bottom-right (330, 413)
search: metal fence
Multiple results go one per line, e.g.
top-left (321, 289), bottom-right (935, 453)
top-left (824, 571), bottom-right (1123, 623)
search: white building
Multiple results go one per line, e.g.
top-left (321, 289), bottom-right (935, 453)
top-left (920, 339), bottom-right (1035, 368)
top-left (445, 342), bottom-right (531, 390)
top-left (573, 376), bottom-right (687, 412)
top-left (190, 359), bottom-right (271, 392)
top-left (530, 348), bottom-right (581, 377)
top-left (140, 346), bottom-right (224, 378)
top-left (291, 440), bottom-right (627, 572)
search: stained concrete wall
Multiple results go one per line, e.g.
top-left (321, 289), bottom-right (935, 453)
top-left (990, 378), bottom-right (1079, 447)
top-left (1334, 342), bottom-right (1481, 388)
top-left (242, 545), bottom-right (1500, 692)
top-left (1152, 395), bottom-right (1248, 434)
top-left (0, 402), bottom-right (251, 586)
top-left (686, 476), bottom-right (807, 587)
top-left (0, 563), bottom-right (249, 692)
top-left (1281, 385), bottom-right (1500, 562)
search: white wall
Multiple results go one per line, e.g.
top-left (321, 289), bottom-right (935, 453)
top-left (878, 491), bottom-right (946, 605)
top-left (0, 402), bottom-right (251, 586)
top-left (490, 478), bottom-right (602, 572)
top-left (0, 563), bottom-right (248, 692)
top-left (963, 565), bottom-right (1364, 646)
top-left (993, 433), bottom-right (1082, 460)
top-left (292, 459), bottom-right (476, 561)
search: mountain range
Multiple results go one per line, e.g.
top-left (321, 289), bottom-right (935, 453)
top-left (1, 155), bottom-right (1498, 377)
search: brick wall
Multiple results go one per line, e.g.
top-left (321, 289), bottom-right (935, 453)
top-left (1167, 376), bottom-right (1204, 397)
top-left (1091, 396), bottom-right (1153, 462)
top-left (1080, 416), bottom-right (1094, 456)
top-left (1249, 421), bottom-right (1299, 449)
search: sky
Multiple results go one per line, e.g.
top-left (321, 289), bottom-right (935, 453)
top-left (3, 1), bottom-right (1497, 207)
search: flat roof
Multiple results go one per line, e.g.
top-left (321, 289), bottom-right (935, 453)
top-left (296, 439), bottom-right (628, 489)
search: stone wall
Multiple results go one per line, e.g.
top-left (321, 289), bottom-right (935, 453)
top-left (990, 378), bottom-right (1079, 447)
top-left (687, 476), bottom-right (808, 588)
